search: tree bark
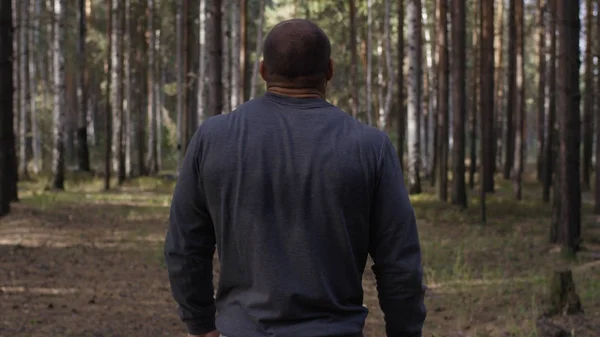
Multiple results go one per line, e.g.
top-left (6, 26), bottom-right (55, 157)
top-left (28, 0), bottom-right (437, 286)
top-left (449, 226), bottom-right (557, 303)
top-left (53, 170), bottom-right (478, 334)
top-left (536, 0), bottom-right (546, 182)
top-left (19, 0), bottom-right (29, 178)
top-left (436, 0), bottom-right (448, 201)
top-left (407, 0), bottom-right (422, 195)
top-left (104, 0), bottom-right (113, 189)
top-left (349, 0), bottom-right (359, 119)
top-left (145, 0), bottom-right (158, 174)
top-left (51, 0), bottom-right (66, 190)
top-left (451, 0), bottom-right (467, 208)
top-left (556, 0), bottom-right (581, 253)
top-left (76, 0), bottom-right (90, 172)
top-left (504, 0), bottom-right (517, 179)
top-left (582, 0), bottom-right (593, 191)
top-left (0, 0), bottom-right (15, 215)
top-left (208, 0), bottom-right (223, 116)
top-left (469, 1), bottom-right (479, 190)
top-left (249, 0), bottom-right (264, 99)
top-left (396, 0), bottom-right (405, 170)
top-left (543, 0), bottom-right (557, 203)
top-left (365, 0), bottom-right (373, 125)
top-left (512, 0), bottom-right (525, 200)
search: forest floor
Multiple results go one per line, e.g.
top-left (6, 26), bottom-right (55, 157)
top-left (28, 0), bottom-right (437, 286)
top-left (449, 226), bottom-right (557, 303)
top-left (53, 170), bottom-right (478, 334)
top-left (0, 173), bottom-right (599, 337)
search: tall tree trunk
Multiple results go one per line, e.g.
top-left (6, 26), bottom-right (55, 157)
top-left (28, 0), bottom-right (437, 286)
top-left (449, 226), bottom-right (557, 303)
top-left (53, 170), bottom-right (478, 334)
top-left (117, 1), bottom-right (126, 184)
top-left (0, 0), bottom-right (15, 215)
top-left (480, 0), bottom-right (495, 221)
top-left (365, 0), bottom-right (373, 125)
top-left (197, 0), bottom-right (207, 125)
top-left (407, 0), bottom-right (422, 194)
top-left (482, 0), bottom-right (495, 194)
top-left (76, 0), bottom-right (90, 172)
top-left (536, 0), bottom-right (546, 182)
top-left (543, 0), bottom-right (557, 203)
top-left (493, 0), bottom-right (505, 174)
top-left (176, 0), bottom-right (184, 169)
top-left (249, 0), bottom-right (264, 99)
top-left (30, 0), bottom-right (41, 174)
top-left (380, 0), bottom-right (394, 129)
top-left (349, 0), bottom-right (359, 119)
top-left (51, 0), bottom-right (65, 190)
top-left (104, 0), bottom-right (113, 189)
top-left (437, 0), bottom-right (449, 201)
top-left (451, 0), bottom-right (467, 208)
top-left (512, 0), bottom-right (524, 200)
top-left (230, 0), bottom-right (240, 108)
top-left (135, 4), bottom-right (146, 176)
top-left (19, 0), bottom-right (29, 178)
top-left (555, 0), bottom-right (581, 253)
top-left (595, 0), bottom-right (600, 213)
top-left (145, 0), bottom-right (158, 174)
top-left (469, 1), bottom-right (479, 190)
top-left (208, 0), bottom-right (223, 115)
top-left (396, 0), bottom-right (405, 170)
top-left (240, 0), bottom-right (248, 102)
top-left (124, 0), bottom-right (133, 177)
top-left (222, 0), bottom-right (231, 114)
top-left (582, 0), bottom-right (593, 191)
top-left (504, 0), bottom-right (517, 179)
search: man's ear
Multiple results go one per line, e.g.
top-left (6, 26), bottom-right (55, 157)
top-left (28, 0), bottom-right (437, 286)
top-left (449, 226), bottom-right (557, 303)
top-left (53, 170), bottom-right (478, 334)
top-left (326, 58), bottom-right (334, 82)
top-left (259, 60), bottom-right (266, 82)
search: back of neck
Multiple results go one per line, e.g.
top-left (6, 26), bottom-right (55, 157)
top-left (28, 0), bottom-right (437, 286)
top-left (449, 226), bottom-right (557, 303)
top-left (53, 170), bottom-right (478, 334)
top-left (267, 85), bottom-right (325, 99)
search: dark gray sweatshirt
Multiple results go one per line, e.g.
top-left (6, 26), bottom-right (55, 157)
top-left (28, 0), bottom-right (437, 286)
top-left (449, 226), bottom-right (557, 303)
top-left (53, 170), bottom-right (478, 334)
top-left (164, 92), bottom-right (426, 337)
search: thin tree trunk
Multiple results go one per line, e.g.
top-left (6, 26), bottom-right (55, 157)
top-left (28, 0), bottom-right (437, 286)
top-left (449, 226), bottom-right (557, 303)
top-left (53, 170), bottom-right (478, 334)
top-left (145, 0), bottom-right (158, 174)
top-left (349, 0), bottom-right (359, 119)
top-left (222, 0), bottom-right (231, 114)
top-left (104, 0), bottom-right (113, 189)
top-left (198, 0), bottom-right (207, 124)
top-left (582, 0), bottom-right (593, 191)
top-left (117, 2), bottom-right (126, 184)
top-left (536, 0), bottom-right (546, 182)
top-left (493, 0), bottom-right (505, 174)
top-left (543, 0), bottom-right (556, 203)
top-left (76, 0), bottom-right (90, 172)
top-left (595, 0), bottom-right (600, 213)
top-left (30, 0), bottom-right (41, 174)
top-left (505, 0), bottom-right (517, 179)
top-left (437, 0), bottom-right (448, 201)
top-left (19, 0), bottom-right (29, 178)
top-left (365, 0), bottom-right (373, 125)
top-left (208, 0), bottom-right (223, 115)
top-left (397, 0), bottom-right (405, 170)
top-left (451, 0), bottom-right (467, 208)
top-left (480, 0), bottom-right (495, 221)
top-left (407, 0), bottom-right (422, 194)
top-left (249, 0), bottom-right (264, 99)
top-left (51, 0), bottom-right (66, 190)
top-left (176, 0), bottom-right (184, 169)
top-left (512, 0), bottom-right (524, 200)
top-left (124, 0), bottom-right (132, 177)
top-left (231, 0), bottom-right (240, 108)
top-left (469, 1), bottom-right (479, 190)
top-left (240, 0), bottom-right (247, 102)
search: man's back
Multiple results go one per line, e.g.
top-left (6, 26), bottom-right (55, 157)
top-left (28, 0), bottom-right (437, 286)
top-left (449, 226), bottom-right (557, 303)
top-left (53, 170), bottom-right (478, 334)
top-left (165, 92), bottom-right (426, 337)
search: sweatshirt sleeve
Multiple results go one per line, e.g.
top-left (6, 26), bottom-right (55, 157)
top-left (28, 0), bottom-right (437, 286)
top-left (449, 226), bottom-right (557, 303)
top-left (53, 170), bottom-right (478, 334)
top-left (369, 137), bottom-right (427, 337)
top-left (164, 130), bottom-right (217, 335)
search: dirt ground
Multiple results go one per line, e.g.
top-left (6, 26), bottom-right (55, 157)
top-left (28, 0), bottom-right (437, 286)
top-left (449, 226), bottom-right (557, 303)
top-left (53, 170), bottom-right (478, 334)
top-left (1, 177), bottom-right (599, 337)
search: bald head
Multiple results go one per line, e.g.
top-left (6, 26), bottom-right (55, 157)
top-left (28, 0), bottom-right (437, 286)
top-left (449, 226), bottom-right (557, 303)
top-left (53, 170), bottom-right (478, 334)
top-left (261, 19), bottom-right (332, 88)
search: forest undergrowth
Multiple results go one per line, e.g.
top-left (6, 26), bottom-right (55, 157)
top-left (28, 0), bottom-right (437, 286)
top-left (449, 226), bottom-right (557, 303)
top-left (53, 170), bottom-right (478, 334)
top-left (0, 174), bottom-right (599, 337)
